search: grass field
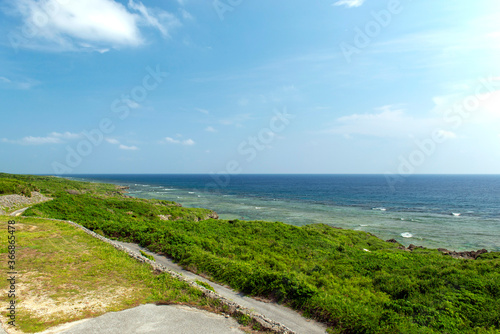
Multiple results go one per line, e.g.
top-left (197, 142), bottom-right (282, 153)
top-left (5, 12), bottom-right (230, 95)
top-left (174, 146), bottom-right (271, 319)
top-left (0, 216), bottom-right (221, 333)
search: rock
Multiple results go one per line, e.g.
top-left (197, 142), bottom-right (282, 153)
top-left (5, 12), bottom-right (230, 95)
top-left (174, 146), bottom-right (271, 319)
top-left (386, 239), bottom-right (399, 243)
top-left (0, 191), bottom-right (51, 211)
top-left (408, 244), bottom-right (424, 250)
top-left (438, 248), bottom-right (488, 259)
top-left (66, 189), bottom-right (81, 195)
top-left (206, 212), bottom-right (219, 219)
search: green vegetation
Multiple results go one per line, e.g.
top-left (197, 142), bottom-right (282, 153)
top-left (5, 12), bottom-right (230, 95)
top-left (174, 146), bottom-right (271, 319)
top-left (2, 172), bottom-right (499, 333)
top-left (0, 177), bottom-right (39, 197)
top-left (0, 172), bottom-right (118, 197)
top-left (195, 280), bottom-right (216, 292)
top-left (140, 250), bottom-right (156, 261)
top-left (0, 217), bottom-right (220, 333)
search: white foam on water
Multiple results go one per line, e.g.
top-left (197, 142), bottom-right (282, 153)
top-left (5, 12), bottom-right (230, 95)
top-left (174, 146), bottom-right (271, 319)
top-left (401, 232), bottom-right (413, 238)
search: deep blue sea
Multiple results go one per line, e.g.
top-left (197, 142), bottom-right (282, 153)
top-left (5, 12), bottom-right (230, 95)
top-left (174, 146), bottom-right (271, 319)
top-left (67, 174), bottom-right (500, 252)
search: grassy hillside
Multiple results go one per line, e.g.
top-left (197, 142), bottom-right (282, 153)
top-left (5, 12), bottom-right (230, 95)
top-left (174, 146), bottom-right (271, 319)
top-left (2, 173), bottom-right (499, 333)
top-left (0, 217), bottom-right (221, 333)
top-left (0, 173), bottom-right (118, 197)
top-left (0, 177), bottom-right (39, 197)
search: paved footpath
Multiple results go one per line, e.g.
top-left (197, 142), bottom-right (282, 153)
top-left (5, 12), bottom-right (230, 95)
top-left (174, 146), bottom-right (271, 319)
top-left (40, 304), bottom-right (244, 334)
top-left (117, 242), bottom-right (328, 334)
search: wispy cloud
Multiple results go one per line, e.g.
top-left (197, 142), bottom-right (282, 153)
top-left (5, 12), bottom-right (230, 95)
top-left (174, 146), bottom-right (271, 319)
top-left (127, 0), bottom-right (180, 38)
top-left (219, 113), bottom-right (252, 127)
top-left (164, 137), bottom-right (195, 145)
top-left (196, 108), bottom-right (209, 114)
top-left (435, 130), bottom-right (457, 140)
top-left (0, 76), bottom-right (39, 90)
top-left (1, 131), bottom-right (82, 145)
top-left (333, 0), bottom-right (365, 8)
top-left (7, 0), bottom-right (182, 52)
top-left (326, 105), bottom-right (441, 138)
top-left (105, 137), bottom-right (139, 150)
top-left (205, 126), bottom-right (217, 133)
top-left (119, 144), bottom-right (139, 150)
top-left (105, 138), bottom-right (120, 145)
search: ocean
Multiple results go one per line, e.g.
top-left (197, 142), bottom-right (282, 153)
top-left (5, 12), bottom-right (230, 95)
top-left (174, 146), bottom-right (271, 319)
top-left (67, 174), bottom-right (500, 252)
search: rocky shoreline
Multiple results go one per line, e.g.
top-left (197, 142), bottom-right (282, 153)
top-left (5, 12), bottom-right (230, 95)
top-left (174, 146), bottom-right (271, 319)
top-left (0, 190), bottom-right (490, 260)
top-left (385, 239), bottom-right (489, 259)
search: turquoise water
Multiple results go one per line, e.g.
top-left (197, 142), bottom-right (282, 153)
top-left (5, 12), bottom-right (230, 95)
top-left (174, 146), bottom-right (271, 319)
top-left (68, 174), bottom-right (500, 252)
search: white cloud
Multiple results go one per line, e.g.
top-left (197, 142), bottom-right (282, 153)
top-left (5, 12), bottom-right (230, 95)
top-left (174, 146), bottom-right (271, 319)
top-left (105, 137), bottom-right (139, 150)
top-left (20, 136), bottom-right (62, 145)
top-left (127, 0), bottom-right (180, 38)
top-left (165, 137), bottom-right (180, 144)
top-left (9, 0), bottom-right (181, 51)
top-left (105, 138), bottom-right (120, 144)
top-left (119, 144), bottom-right (139, 150)
top-left (1, 131), bottom-right (82, 145)
top-left (328, 106), bottom-right (440, 138)
top-left (333, 0), bottom-right (365, 8)
top-left (205, 126), bottom-right (217, 133)
top-left (164, 137), bottom-right (195, 145)
top-left (196, 108), bottom-right (209, 114)
top-left (219, 113), bottom-right (252, 127)
top-left (435, 130), bottom-right (457, 140)
top-left (50, 132), bottom-right (82, 140)
top-left (179, 8), bottom-right (193, 21)
top-left (0, 76), bottom-right (39, 90)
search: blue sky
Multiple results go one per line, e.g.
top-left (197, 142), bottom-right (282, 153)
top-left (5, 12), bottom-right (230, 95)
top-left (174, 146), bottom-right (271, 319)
top-left (0, 0), bottom-right (499, 175)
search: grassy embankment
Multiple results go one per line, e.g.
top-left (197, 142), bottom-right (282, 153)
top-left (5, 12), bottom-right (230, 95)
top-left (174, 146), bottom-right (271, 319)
top-left (0, 174), bottom-right (262, 333)
top-left (2, 173), bottom-right (500, 333)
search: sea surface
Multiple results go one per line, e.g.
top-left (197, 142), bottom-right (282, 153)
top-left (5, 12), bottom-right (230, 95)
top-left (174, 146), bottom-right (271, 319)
top-left (67, 174), bottom-right (500, 252)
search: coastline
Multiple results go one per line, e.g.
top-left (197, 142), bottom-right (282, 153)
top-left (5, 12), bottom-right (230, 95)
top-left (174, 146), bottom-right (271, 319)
top-left (66, 174), bottom-right (500, 252)
top-left (2, 172), bottom-right (499, 334)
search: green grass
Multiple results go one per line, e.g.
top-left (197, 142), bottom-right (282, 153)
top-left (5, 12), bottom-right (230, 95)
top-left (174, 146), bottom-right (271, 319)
top-left (0, 217), bottom-right (220, 333)
top-left (140, 250), bottom-right (155, 261)
top-left (2, 172), bottom-right (500, 333)
top-left (195, 280), bottom-right (216, 292)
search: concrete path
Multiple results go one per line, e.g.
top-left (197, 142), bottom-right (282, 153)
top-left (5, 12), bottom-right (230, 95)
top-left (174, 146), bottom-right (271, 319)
top-left (117, 241), bottom-right (328, 334)
top-left (41, 304), bottom-right (244, 334)
top-left (9, 207), bottom-right (30, 217)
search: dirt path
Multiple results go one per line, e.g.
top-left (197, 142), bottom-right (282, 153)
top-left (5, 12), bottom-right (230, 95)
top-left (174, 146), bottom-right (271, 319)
top-left (116, 241), bottom-right (328, 334)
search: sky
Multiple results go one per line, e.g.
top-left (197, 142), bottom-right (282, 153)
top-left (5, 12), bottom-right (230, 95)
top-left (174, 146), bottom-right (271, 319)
top-left (0, 0), bottom-right (499, 175)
